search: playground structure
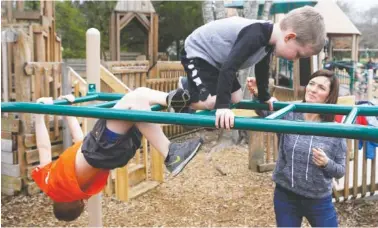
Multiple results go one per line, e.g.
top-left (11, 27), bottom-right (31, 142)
top-left (0, 0), bottom-right (189, 202)
top-left (1, 1), bottom-right (378, 227)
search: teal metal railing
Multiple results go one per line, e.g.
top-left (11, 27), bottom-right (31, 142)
top-left (2, 93), bottom-right (378, 142)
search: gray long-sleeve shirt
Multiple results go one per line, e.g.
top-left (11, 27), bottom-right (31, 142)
top-left (184, 16), bottom-right (274, 109)
top-left (258, 110), bottom-right (347, 198)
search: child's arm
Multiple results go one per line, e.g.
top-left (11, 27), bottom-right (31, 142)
top-left (246, 77), bottom-right (277, 117)
top-left (255, 53), bottom-right (272, 102)
top-left (35, 97), bottom-right (53, 167)
top-left (215, 23), bottom-right (272, 109)
top-left (59, 95), bottom-right (84, 143)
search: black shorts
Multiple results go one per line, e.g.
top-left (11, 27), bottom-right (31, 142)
top-left (181, 49), bottom-right (241, 103)
top-left (81, 119), bottom-right (142, 169)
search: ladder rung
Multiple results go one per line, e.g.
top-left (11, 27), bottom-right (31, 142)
top-left (128, 164), bottom-right (145, 175)
top-left (344, 107), bottom-right (359, 124)
top-left (266, 104), bottom-right (295, 119)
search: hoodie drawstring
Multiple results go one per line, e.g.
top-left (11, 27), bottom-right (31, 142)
top-left (306, 136), bottom-right (314, 181)
top-left (291, 135), bottom-right (300, 188)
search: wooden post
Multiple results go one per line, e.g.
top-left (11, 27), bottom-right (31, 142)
top-left (109, 12), bottom-right (116, 61)
top-left (248, 131), bottom-right (265, 172)
top-left (151, 145), bottom-right (164, 182)
top-left (61, 63), bottom-right (73, 150)
top-left (351, 35), bottom-right (357, 62)
top-left (116, 13), bottom-right (120, 61)
top-left (16, 1), bottom-right (24, 11)
top-left (2, 31), bottom-right (9, 102)
top-left (367, 69), bottom-right (373, 101)
top-left (293, 60), bottom-right (300, 100)
top-left (86, 28), bottom-right (102, 227)
top-left (7, 1), bottom-right (13, 23)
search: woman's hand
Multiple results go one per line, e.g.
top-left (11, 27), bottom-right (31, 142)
top-left (312, 148), bottom-right (329, 168)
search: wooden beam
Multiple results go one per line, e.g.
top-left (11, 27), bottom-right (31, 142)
top-left (1, 163), bottom-right (20, 177)
top-left (248, 131), bottom-right (265, 172)
top-left (24, 130), bottom-right (63, 148)
top-left (1, 175), bottom-right (22, 191)
top-left (351, 34), bottom-right (357, 62)
top-left (148, 13), bottom-right (154, 65)
top-left (116, 13), bottom-right (121, 61)
top-left (7, 1), bottom-right (13, 22)
top-left (119, 12), bottom-right (135, 31)
top-left (25, 144), bottom-right (63, 165)
top-left (13, 11), bottom-right (40, 20)
top-left (1, 151), bottom-right (17, 164)
top-left (293, 60), bottom-right (300, 99)
top-left (150, 144), bottom-right (164, 182)
top-left (153, 14), bottom-right (159, 66)
top-left (1, 118), bottom-right (20, 132)
top-left (109, 12), bottom-right (116, 61)
top-left (2, 139), bottom-right (13, 152)
top-left (135, 13), bottom-right (150, 31)
top-left (258, 163), bottom-right (276, 172)
top-left (115, 166), bottom-right (129, 202)
top-left (100, 65), bottom-right (131, 93)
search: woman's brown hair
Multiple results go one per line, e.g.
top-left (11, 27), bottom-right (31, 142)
top-left (303, 69), bottom-right (340, 122)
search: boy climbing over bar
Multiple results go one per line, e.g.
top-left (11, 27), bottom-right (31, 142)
top-left (32, 88), bottom-right (202, 222)
top-left (167, 6), bottom-right (326, 129)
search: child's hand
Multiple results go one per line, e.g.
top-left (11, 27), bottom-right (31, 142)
top-left (265, 97), bottom-right (278, 111)
top-left (312, 148), bottom-right (329, 168)
top-left (58, 94), bottom-right (75, 103)
top-left (215, 108), bottom-right (234, 130)
top-left (246, 77), bottom-right (257, 95)
top-left (36, 97), bottom-right (54, 105)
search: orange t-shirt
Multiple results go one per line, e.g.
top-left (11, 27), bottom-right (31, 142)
top-left (31, 141), bottom-right (109, 202)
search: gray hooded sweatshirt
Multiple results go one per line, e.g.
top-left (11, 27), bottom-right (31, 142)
top-left (259, 110), bottom-right (347, 198)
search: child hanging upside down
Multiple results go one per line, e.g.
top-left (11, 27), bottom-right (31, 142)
top-left (32, 88), bottom-right (202, 222)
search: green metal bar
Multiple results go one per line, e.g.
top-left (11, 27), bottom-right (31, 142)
top-left (89, 101), bottom-right (118, 108)
top-left (95, 93), bottom-right (124, 101)
top-left (235, 101), bottom-right (378, 116)
top-left (266, 104), bottom-right (296, 119)
top-left (88, 101), bottom-right (163, 111)
top-left (343, 107), bottom-right (359, 125)
top-left (2, 102), bottom-right (378, 142)
top-left (52, 94), bottom-right (99, 105)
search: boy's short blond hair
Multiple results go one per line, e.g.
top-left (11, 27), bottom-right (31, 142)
top-left (280, 6), bottom-right (326, 55)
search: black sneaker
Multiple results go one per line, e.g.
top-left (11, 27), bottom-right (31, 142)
top-left (165, 138), bottom-right (203, 176)
top-left (166, 88), bottom-right (191, 113)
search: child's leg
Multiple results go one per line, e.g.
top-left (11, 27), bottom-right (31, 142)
top-left (106, 87), bottom-right (171, 157)
top-left (106, 87), bottom-right (203, 176)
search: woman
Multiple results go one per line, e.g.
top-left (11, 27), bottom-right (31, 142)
top-left (247, 69), bottom-right (347, 227)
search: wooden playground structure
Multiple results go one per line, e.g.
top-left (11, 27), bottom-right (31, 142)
top-left (1, 0), bottom-right (376, 222)
top-left (1, 0), bottom-right (189, 203)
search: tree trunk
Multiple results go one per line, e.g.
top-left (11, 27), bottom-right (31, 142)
top-left (243, 0), bottom-right (259, 19)
top-left (214, 1), bottom-right (226, 20)
top-left (261, 0), bottom-right (273, 20)
top-left (202, 0), bottom-right (215, 24)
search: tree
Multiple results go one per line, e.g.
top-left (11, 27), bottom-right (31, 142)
top-left (202, 0), bottom-right (215, 24)
top-left (55, 1), bottom-right (86, 58)
top-left (75, 1), bottom-right (117, 60)
top-left (153, 1), bottom-right (203, 59)
top-left (55, 1), bottom-right (116, 59)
